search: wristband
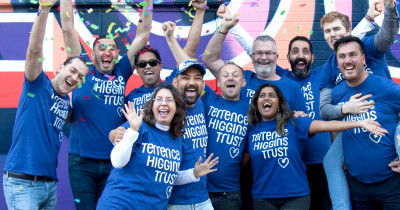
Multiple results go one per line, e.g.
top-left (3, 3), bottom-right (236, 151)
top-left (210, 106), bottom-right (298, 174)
top-left (365, 15), bottom-right (374, 22)
top-left (217, 30), bottom-right (228, 34)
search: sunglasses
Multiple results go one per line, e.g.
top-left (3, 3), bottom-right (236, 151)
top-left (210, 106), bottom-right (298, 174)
top-left (136, 59), bottom-right (160, 68)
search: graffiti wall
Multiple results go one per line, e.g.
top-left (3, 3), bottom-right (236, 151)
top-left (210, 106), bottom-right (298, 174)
top-left (1, 0), bottom-right (400, 152)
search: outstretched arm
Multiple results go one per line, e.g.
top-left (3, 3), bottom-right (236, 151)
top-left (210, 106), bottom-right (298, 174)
top-left (61, 0), bottom-right (81, 57)
top-left (202, 5), bottom-right (239, 80)
top-left (309, 119), bottom-right (388, 136)
top-left (163, 21), bottom-right (190, 64)
top-left (351, 1), bottom-right (381, 39)
top-left (374, 0), bottom-right (399, 53)
top-left (25, 0), bottom-right (57, 81)
top-left (182, 0), bottom-right (207, 58)
top-left (127, 0), bottom-right (153, 67)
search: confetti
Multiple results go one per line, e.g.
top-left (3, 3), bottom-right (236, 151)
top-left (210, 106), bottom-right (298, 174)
top-left (106, 8), bottom-right (112, 13)
top-left (204, 50), bottom-right (210, 55)
top-left (283, 29), bottom-right (287, 33)
top-left (297, 25), bottom-right (300, 29)
top-left (180, 7), bottom-right (185, 11)
top-left (30, 0), bottom-right (38, 4)
top-left (79, 18), bottom-right (84, 22)
top-left (107, 22), bottom-right (116, 34)
top-left (280, 10), bottom-right (285, 15)
top-left (86, 62), bottom-right (93, 65)
top-left (112, 5), bottom-right (119, 9)
top-left (139, 1), bottom-right (147, 7)
top-left (300, 4), bottom-right (306, 7)
top-left (79, 117), bottom-right (87, 122)
top-left (66, 47), bottom-right (71, 51)
top-left (19, 185), bottom-right (24, 189)
top-left (250, 2), bottom-right (257, 7)
top-left (309, 29), bottom-right (313, 35)
top-left (38, 57), bottom-right (45, 62)
top-left (74, 199), bottom-right (81, 203)
top-left (87, 8), bottom-right (93, 13)
top-left (121, 37), bottom-right (127, 42)
top-left (90, 24), bottom-right (99, 30)
top-left (83, 76), bottom-right (86, 83)
top-left (94, 94), bottom-right (102, 99)
top-left (66, 12), bottom-right (70, 18)
top-left (92, 35), bottom-right (99, 38)
top-left (112, 59), bottom-right (119, 64)
top-left (85, 21), bottom-right (90, 26)
top-left (93, 83), bottom-right (97, 90)
top-left (86, 41), bottom-right (90, 45)
top-left (144, 11), bottom-right (148, 15)
top-left (206, 29), bottom-right (209, 33)
top-left (27, 93), bottom-right (35, 97)
top-left (83, 96), bottom-right (90, 99)
top-left (188, 0), bottom-right (192, 7)
top-left (109, 75), bottom-right (116, 81)
top-left (394, 40), bottom-right (399, 44)
top-left (175, 19), bottom-right (182, 23)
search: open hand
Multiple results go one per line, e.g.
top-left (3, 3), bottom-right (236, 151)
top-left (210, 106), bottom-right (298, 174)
top-left (122, 101), bottom-right (143, 131)
top-left (342, 93), bottom-right (375, 115)
top-left (389, 157), bottom-right (400, 173)
top-left (193, 153), bottom-right (219, 178)
top-left (359, 119), bottom-right (388, 136)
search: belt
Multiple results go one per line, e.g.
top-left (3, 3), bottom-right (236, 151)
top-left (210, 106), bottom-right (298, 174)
top-left (4, 171), bottom-right (54, 182)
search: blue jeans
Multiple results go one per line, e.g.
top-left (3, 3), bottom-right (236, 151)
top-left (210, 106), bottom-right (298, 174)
top-left (167, 198), bottom-right (214, 210)
top-left (324, 120), bottom-right (400, 210)
top-left (68, 153), bottom-right (112, 210)
top-left (3, 173), bottom-right (57, 210)
top-left (209, 191), bottom-right (241, 210)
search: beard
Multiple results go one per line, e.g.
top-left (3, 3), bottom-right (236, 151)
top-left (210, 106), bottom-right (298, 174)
top-left (290, 57), bottom-right (311, 78)
top-left (254, 60), bottom-right (275, 79)
top-left (181, 84), bottom-right (200, 106)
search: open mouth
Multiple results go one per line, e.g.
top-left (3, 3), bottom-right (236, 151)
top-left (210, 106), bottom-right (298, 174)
top-left (102, 56), bottom-right (112, 68)
top-left (226, 83), bottom-right (236, 90)
top-left (262, 102), bottom-right (272, 110)
top-left (345, 66), bottom-right (355, 71)
top-left (159, 109), bottom-right (170, 118)
top-left (144, 71), bottom-right (154, 76)
top-left (185, 86), bottom-right (198, 97)
top-left (296, 61), bottom-right (305, 69)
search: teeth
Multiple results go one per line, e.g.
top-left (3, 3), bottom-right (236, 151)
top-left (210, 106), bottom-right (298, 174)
top-left (144, 72), bottom-right (154, 75)
top-left (263, 102), bottom-right (271, 108)
top-left (345, 67), bottom-right (354, 70)
top-left (298, 61), bottom-right (304, 65)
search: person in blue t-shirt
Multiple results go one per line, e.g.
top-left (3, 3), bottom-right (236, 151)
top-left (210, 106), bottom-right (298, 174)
top-left (317, 1), bottom-right (399, 209)
top-left (3, 1), bottom-right (89, 209)
top-left (201, 62), bottom-right (249, 209)
top-left (246, 83), bottom-right (387, 210)
top-left (60, 0), bottom-right (153, 208)
top-left (109, 0), bottom-right (208, 144)
top-left (274, 36), bottom-right (332, 209)
top-left (331, 36), bottom-right (400, 209)
top-left (97, 83), bottom-right (218, 210)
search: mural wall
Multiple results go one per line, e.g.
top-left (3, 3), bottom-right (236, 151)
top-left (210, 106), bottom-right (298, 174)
top-left (1, 0), bottom-right (400, 153)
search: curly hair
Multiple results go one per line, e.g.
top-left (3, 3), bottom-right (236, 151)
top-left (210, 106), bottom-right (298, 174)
top-left (142, 83), bottom-right (187, 138)
top-left (247, 83), bottom-right (294, 136)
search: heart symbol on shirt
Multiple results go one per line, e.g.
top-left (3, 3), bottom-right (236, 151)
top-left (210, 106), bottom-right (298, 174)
top-left (166, 186), bottom-right (173, 198)
top-left (278, 158), bottom-right (289, 168)
top-left (117, 107), bottom-right (123, 117)
top-left (369, 133), bottom-right (382, 143)
top-left (229, 147), bottom-right (239, 158)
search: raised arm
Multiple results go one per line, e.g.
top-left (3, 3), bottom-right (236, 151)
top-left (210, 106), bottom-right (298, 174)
top-left (309, 119), bottom-right (388, 136)
top-left (127, 0), bottom-right (153, 67)
top-left (182, 0), bottom-right (207, 58)
top-left (202, 6), bottom-right (239, 79)
top-left (61, 0), bottom-right (81, 57)
top-left (25, 0), bottom-right (57, 81)
top-left (163, 21), bottom-right (190, 64)
top-left (351, 1), bottom-right (381, 39)
top-left (374, 0), bottom-right (399, 53)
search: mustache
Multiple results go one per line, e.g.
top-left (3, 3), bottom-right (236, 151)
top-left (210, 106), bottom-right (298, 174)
top-left (185, 84), bottom-right (198, 91)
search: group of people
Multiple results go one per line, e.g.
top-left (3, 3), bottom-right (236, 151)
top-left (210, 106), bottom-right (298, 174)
top-left (3, 0), bottom-right (400, 210)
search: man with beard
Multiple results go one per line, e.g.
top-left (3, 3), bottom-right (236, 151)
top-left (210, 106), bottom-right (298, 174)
top-left (277, 36), bottom-right (332, 209)
top-left (60, 0), bottom-right (152, 208)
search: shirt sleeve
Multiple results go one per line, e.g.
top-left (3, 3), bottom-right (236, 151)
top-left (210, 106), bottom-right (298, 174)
top-left (110, 128), bottom-right (139, 168)
top-left (173, 168), bottom-right (200, 185)
top-left (319, 87), bottom-right (344, 120)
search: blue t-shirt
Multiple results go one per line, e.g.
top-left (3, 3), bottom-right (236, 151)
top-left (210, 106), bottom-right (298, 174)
top-left (332, 75), bottom-right (400, 183)
top-left (168, 100), bottom-right (209, 204)
top-left (126, 82), bottom-right (165, 114)
top-left (277, 69), bottom-right (331, 164)
top-left (69, 55), bottom-right (132, 159)
top-left (241, 70), bottom-right (307, 112)
top-left (319, 35), bottom-right (391, 90)
top-left (247, 117), bottom-right (313, 198)
top-left (97, 122), bottom-right (182, 210)
top-left (201, 85), bottom-right (249, 192)
top-left (4, 71), bottom-right (70, 181)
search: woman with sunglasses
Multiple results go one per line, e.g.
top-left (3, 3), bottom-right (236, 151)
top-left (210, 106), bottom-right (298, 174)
top-left (246, 83), bottom-right (388, 210)
top-left (97, 84), bottom-right (218, 209)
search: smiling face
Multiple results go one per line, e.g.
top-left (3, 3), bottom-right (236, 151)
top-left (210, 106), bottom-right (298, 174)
top-left (257, 86), bottom-right (279, 121)
top-left (218, 64), bottom-right (246, 101)
top-left (136, 51), bottom-right (162, 88)
top-left (336, 41), bottom-right (368, 86)
top-left (173, 67), bottom-right (204, 107)
top-left (323, 19), bottom-right (351, 50)
top-left (250, 40), bottom-right (278, 79)
top-left (54, 58), bottom-right (89, 96)
top-left (91, 38), bottom-right (119, 74)
top-left (288, 40), bottom-right (314, 78)
top-left (152, 88), bottom-right (176, 126)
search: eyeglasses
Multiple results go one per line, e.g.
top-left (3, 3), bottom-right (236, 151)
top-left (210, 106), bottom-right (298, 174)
top-left (290, 48), bottom-right (311, 55)
top-left (252, 51), bottom-right (277, 57)
top-left (136, 59), bottom-right (160, 68)
top-left (153, 97), bottom-right (174, 103)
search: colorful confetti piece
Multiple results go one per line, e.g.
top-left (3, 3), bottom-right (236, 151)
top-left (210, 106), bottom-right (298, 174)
top-left (77, 83), bottom-right (82, 88)
top-left (79, 117), bottom-right (87, 122)
top-left (38, 57), bottom-right (45, 62)
top-left (74, 199), bottom-right (81, 203)
top-left (90, 24), bottom-right (99, 30)
top-left (280, 10), bottom-right (285, 15)
top-left (27, 93), bottom-right (35, 97)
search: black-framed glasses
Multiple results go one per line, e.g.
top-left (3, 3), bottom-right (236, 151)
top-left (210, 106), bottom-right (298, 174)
top-left (137, 59), bottom-right (160, 68)
top-left (252, 51), bottom-right (277, 57)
